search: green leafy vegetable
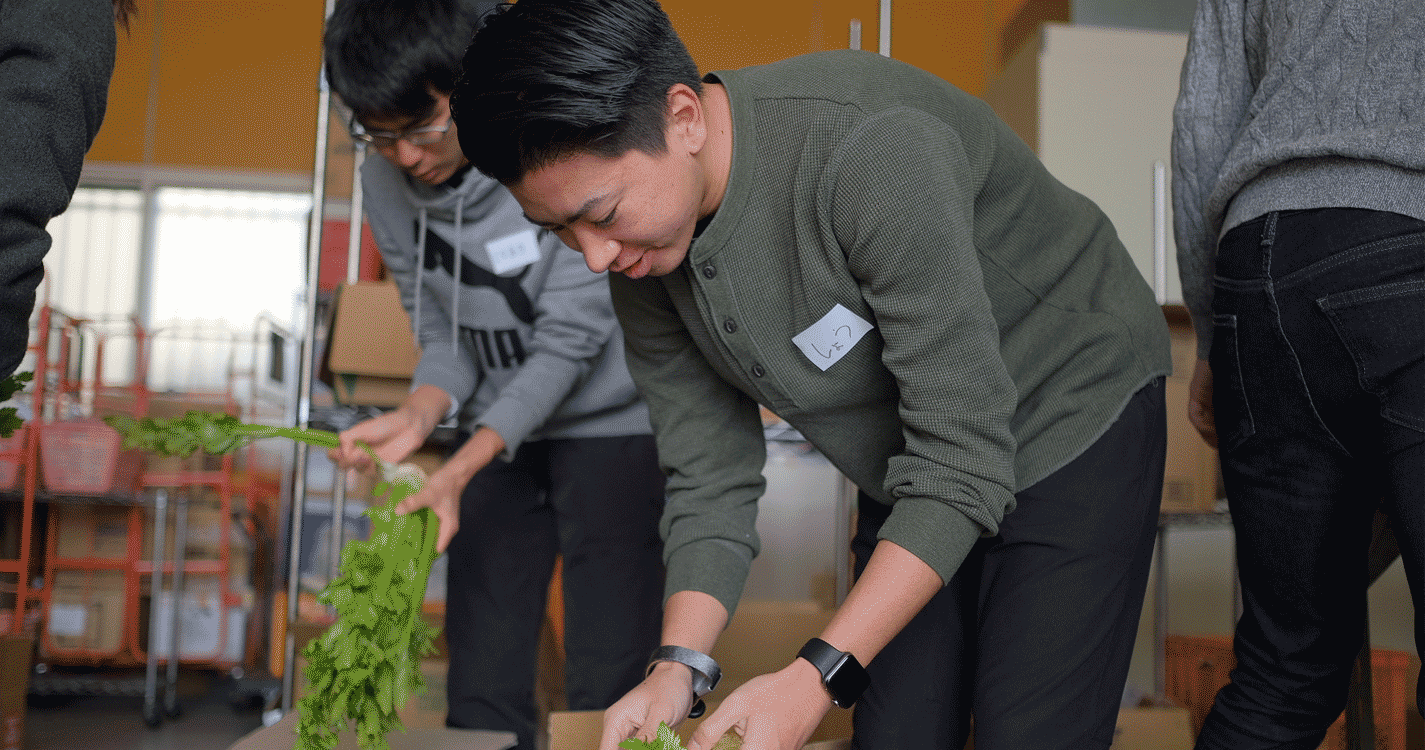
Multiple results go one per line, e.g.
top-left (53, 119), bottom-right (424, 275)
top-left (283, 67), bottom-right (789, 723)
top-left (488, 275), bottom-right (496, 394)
top-left (296, 465), bottom-right (441, 750)
top-left (105, 410), bottom-right (442, 750)
top-left (0, 371), bottom-right (33, 438)
top-left (620, 722), bottom-right (688, 750)
top-left (619, 723), bottom-right (743, 750)
top-left (105, 410), bottom-right (345, 457)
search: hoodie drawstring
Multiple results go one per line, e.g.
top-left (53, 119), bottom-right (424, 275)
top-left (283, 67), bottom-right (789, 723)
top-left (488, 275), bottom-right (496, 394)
top-left (414, 207), bottom-right (427, 345)
top-left (451, 194), bottom-right (463, 356)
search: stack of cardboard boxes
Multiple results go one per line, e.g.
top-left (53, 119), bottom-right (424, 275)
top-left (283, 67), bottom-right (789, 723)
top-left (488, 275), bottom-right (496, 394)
top-left (1160, 306), bottom-right (1222, 515)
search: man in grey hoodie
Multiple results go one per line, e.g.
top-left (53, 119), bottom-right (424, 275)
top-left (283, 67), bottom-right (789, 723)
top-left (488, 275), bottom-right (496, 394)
top-left (323, 2), bottom-right (666, 748)
top-left (1172, 1), bottom-right (1424, 747)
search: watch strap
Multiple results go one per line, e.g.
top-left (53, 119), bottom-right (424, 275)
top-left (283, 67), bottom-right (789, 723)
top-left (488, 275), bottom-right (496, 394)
top-left (796, 637), bottom-right (844, 677)
top-left (646, 645), bottom-right (722, 698)
top-left (797, 637), bottom-right (869, 708)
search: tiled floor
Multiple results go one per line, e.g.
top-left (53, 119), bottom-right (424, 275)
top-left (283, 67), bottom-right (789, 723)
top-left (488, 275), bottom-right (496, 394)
top-left (24, 670), bottom-right (267, 750)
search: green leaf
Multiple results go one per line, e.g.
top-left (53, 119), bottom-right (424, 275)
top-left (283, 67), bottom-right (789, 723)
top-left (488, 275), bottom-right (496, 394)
top-left (0, 371), bottom-right (33, 438)
top-left (619, 723), bottom-right (687, 750)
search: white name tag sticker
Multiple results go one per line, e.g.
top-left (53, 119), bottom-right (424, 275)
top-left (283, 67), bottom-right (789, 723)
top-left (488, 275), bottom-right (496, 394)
top-left (792, 303), bottom-right (874, 371)
top-left (486, 229), bottom-right (541, 274)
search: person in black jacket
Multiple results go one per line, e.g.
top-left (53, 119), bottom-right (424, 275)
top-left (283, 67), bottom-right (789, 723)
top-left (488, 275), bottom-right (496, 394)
top-left (0, 0), bottom-right (132, 378)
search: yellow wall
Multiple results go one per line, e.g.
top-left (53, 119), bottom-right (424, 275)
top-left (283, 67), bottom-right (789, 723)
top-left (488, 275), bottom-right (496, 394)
top-left (662, 0), bottom-right (1061, 98)
top-left (88, 0), bottom-right (1054, 175)
top-left (88, 0), bottom-right (324, 173)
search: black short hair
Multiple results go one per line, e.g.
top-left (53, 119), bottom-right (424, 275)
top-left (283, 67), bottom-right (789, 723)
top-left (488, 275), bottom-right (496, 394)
top-left (323, 0), bottom-right (497, 123)
top-left (452, 0), bottom-right (702, 185)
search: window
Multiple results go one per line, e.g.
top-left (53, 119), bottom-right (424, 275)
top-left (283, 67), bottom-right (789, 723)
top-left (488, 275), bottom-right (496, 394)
top-left (41, 182), bottom-right (310, 400)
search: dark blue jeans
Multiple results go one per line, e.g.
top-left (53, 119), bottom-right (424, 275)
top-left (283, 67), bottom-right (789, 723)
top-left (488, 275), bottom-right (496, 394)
top-left (1195, 209), bottom-right (1425, 750)
top-left (443, 435), bottom-right (666, 750)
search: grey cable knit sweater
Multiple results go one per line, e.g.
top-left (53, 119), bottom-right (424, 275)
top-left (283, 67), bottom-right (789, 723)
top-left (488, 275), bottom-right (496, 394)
top-left (1171, 0), bottom-right (1425, 356)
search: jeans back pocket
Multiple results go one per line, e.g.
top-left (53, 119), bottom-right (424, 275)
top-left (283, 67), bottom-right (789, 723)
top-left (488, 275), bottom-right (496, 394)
top-left (1317, 279), bottom-right (1425, 432)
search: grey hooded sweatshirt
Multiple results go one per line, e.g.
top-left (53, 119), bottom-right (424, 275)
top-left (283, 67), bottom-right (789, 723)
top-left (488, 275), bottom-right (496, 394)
top-left (360, 155), bottom-right (651, 458)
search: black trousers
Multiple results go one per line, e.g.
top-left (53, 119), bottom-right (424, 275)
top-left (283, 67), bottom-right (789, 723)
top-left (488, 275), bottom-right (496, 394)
top-left (1195, 209), bottom-right (1425, 750)
top-left (443, 435), bottom-right (666, 750)
top-left (851, 379), bottom-right (1166, 749)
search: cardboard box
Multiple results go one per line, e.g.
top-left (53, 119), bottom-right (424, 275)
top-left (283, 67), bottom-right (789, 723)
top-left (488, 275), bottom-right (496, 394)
top-left (1112, 704), bottom-right (1195, 749)
top-left (143, 575), bottom-right (247, 663)
top-left (227, 710), bottom-right (515, 750)
top-left (43, 569), bottom-right (127, 657)
top-left (548, 708), bottom-right (850, 750)
top-left (140, 494), bottom-right (228, 562)
top-left (53, 504), bottom-right (131, 560)
top-left (1161, 306), bottom-right (1221, 514)
top-left (320, 281), bottom-right (421, 408)
top-left (549, 600), bottom-right (853, 750)
top-left (0, 635), bottom-right (32, 750)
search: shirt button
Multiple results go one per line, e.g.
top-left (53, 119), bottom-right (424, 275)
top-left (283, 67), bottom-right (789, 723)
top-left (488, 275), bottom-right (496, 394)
top-left (701, 264), bottom-right (717, 279)
top-left (752, 364), bottom-right (766, 378)
top-left (723, 318), bottom-right (738, 334)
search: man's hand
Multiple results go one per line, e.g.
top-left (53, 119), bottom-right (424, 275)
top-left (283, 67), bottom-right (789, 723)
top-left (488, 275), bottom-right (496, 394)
top-left (685, 658), bottom-right (832, 750)
top-left (1187, 358), bottom-right (1217, 448)
top-left (389, 425), bottom-right (504, 554)
top-left (600, 661), bottom-right (698, 750)
top-left (391, 462), bottom-right (465, 553)
top-left (329, 384), bottom-right (449, 470)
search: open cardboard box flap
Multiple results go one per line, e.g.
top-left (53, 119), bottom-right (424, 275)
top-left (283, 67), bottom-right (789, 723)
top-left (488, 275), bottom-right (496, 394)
top-left (319, 281), bottom-right (422, 407)
top-left (228, 710), bottom-right (515, 750)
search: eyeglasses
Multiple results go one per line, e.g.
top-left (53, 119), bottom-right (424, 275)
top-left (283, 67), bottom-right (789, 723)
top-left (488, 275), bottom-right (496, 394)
top-left (348, 113), bottom-right (453, 148)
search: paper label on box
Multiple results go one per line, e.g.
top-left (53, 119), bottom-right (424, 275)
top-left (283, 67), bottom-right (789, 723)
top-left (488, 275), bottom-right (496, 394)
top-left (485, 229), bottom-right (541, 274)
top-left (792, 304), bottom-right (874, 372)
top-left (48, 604), bottom-right (87, 637)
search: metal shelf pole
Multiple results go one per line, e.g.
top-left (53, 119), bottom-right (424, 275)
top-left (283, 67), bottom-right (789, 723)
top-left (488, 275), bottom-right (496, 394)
top-left (281, 0), bottom-right (337, 714)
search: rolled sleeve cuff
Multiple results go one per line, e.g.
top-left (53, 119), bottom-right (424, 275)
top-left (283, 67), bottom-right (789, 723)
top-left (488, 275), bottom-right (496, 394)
top-left (664, 537), bottom-right (755, 620)
top-left (877, 496), bottom-right (989, 587)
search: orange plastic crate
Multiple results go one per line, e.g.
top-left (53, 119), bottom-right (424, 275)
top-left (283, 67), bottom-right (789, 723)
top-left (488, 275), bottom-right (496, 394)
top-left (39, 419), bottom-right (143, 496)
top-left (1166, 634), bottom-right (1420, 750)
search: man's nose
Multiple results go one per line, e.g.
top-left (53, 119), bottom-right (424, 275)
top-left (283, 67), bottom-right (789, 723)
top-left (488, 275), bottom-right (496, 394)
top-left (388, 140), bottom-right (423, 170)
top-left (571, 227), bottom-right (620, 274)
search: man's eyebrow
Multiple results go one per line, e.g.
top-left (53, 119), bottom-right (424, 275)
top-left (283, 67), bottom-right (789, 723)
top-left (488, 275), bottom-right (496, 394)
top-left (524, 194), bottom-right (611, 230)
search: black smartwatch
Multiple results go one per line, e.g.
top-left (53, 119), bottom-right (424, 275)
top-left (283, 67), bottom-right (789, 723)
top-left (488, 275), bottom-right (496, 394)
top-left (797, 638), bottom-right (870, 708)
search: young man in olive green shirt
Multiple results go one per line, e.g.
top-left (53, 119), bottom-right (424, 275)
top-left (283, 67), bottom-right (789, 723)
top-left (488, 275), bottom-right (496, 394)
top-left (453, 2), bottom-right (1171, 748)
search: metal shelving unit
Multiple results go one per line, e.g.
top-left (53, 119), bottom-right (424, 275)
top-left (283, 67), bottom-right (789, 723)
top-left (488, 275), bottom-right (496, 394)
top-left (1, 300), bottom-right (290, 727)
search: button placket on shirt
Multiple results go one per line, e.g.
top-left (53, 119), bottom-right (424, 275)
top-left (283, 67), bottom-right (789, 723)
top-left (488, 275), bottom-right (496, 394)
top-left (694, 260), bottom-right (775, 390)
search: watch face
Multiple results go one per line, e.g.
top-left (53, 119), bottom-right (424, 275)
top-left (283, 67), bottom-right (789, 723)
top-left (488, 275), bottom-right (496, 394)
top-left (825, 655), bottom-right (871, 708)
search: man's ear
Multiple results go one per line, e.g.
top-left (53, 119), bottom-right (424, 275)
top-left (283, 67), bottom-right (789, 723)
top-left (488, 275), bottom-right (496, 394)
top-left (666, 83), bottom-right (707, 154)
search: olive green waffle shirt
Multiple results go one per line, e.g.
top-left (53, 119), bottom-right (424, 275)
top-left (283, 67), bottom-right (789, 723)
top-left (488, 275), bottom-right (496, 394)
top-left (610, 50), bottom-right (1171, 616)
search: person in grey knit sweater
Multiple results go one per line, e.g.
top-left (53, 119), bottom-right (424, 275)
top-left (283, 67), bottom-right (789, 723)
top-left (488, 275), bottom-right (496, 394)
top-left (1172, 0), bottom-right (1424, 746)
top-left (323, 2), bottom-right (666, 748)
top-left (454, 1), bottom-right (1173, 748)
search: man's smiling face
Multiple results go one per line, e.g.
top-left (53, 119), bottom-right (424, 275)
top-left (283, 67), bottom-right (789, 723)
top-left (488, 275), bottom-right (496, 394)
top-left (510, 141), bottom-right (706, 279)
